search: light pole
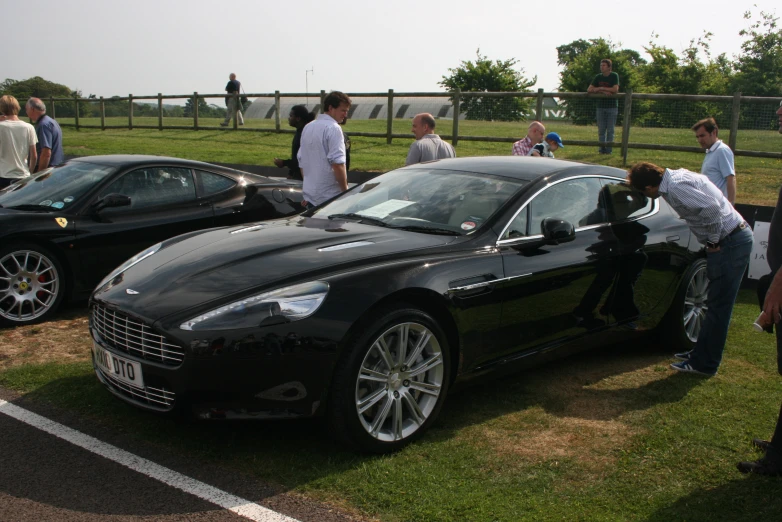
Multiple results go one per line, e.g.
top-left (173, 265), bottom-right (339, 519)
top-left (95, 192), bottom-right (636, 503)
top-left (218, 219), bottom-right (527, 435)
top-left (305, 67), bottom-right (314, 106)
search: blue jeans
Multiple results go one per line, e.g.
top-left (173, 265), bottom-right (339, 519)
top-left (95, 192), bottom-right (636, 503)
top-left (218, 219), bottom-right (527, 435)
top-left (596, 107), bottom-right (618, 153)
top-left (690, 227), bottom-right (753, 374)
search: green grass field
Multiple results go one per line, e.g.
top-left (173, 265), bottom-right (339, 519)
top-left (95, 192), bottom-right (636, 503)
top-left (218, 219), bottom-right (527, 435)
top-left (58, 118), bottom-right (782, 206)
top-left (1, 290), bottom-right (781, 521)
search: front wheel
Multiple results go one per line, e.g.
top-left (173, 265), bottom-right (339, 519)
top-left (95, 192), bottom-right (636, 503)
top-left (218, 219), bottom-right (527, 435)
top-left (0, 244), bottom-right (66, 327)
top-left (328, 305), bottom-right (451, 453)
top-left (658, 258), bottom-right (708, 351)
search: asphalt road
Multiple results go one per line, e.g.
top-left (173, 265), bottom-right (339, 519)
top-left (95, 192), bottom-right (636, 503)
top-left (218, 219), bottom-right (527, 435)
top-left (0, 387), bottom-right (366, 522)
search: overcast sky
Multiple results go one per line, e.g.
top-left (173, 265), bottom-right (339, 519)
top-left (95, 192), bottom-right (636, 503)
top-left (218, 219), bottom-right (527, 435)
top-left (2, 0), bottom-right (770, 99)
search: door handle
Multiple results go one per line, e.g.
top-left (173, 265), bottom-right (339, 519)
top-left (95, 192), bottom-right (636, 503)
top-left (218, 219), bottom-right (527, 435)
top-left (666, 235), bottom-right (680, 242)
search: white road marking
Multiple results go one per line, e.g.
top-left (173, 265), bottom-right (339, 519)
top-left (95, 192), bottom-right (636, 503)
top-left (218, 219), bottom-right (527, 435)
top-left (0, 399), bottom-right (300, 522)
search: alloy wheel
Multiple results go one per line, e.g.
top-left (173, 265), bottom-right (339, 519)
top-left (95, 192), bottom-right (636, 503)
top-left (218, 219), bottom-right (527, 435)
top-left (0, 249), bottom-right (61, 322)
top-left (683, 263), bottom-right (708, 343)
top-left (355, 322), bottom-right (445, 442)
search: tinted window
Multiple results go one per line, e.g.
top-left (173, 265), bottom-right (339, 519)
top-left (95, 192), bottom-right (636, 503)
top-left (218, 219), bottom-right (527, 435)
top-left (99, 167), bottom-right (196, 210)
top-left (197, 170), bottom-right (236, 196)
top-left (600, 180), bottom-right (652, 222)
top-left (503, 206), bottom-right (529, 239)
top-left (528, 178), bottom-right (604, 233)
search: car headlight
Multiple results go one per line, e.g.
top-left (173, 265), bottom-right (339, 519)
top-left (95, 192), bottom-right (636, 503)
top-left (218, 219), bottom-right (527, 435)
top-left (96, 242), bottom-right (162, 291)
top-left (180, 281), bottom-right (329, 331)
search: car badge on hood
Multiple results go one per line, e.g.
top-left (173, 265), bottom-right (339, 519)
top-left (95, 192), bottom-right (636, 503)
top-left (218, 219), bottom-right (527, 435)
top-left (126, 289), bottom-right (140, 295)
top-left (55, 217), bottom-right (68, 228)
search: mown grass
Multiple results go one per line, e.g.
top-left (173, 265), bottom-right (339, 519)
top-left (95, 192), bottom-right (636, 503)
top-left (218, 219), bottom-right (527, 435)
top-left (1, 290), bottom-right (781, 521)
top-left (60, 119), bottom-right (782, 206)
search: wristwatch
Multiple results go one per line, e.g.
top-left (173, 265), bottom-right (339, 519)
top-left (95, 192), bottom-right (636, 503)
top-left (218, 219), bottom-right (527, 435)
top-left (706, 240), bottom-right (719, 249)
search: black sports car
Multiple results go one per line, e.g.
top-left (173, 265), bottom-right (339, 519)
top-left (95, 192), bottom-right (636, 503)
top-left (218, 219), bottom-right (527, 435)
top-left (90, 157), bottom-right (707, 453)
top-left (0, 155), bottom-right (303, 326)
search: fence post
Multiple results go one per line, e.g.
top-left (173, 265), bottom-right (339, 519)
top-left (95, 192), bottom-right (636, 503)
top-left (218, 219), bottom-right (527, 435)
top-left (387, 89), bottom-right (394, 144)
top-left (49, 96), bottom-right (56, 119)
top-left (275, 91), bottom-right (281, 132)
top-left (535, 88), bottom-right (544, 121)
top-left (621, 89), bottom-right (633, 166)
top-left (100, 97), bottom-right (105, 131)
top-left (158, 93), bottom-right (163, 130)
top-left (128, 94), bottom-right (133, 130)
top-left (452, 89), bottom-right (460, 147)
top-left (729, 91), bottom-right (741, 151)
top-left (193, 92), bottom-right (199, 130)
top-left (74, 97), bottom-right (80, 130)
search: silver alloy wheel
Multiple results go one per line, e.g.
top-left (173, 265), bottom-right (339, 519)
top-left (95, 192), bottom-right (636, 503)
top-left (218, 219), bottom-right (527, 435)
top-left (0, 249), bottom-right (60, 322)
top-left (683, 263), bottom-right (708, 343)
top-left (355, 322), bottom-right (445, 442)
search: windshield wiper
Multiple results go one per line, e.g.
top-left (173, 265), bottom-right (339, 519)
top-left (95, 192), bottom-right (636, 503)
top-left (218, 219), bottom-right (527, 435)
top-left (7, 204), bottom-right (56, 211)
top-left (327, 213), bottom-right (389, 227)
top-left (389, 225), bottom-right (459, 236)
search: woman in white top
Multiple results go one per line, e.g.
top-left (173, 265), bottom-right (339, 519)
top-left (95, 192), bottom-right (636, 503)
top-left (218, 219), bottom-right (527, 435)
top-left (0, 95), bottom-right (38, 189)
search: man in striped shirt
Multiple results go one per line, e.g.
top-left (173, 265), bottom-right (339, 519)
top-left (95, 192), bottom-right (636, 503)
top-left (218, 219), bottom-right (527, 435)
top-left (627, 162), bottom-right (753, 376)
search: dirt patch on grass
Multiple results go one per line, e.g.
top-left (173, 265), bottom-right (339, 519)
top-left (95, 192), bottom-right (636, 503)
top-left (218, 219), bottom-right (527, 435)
top-left (0, 307), bottom-right (91, 371)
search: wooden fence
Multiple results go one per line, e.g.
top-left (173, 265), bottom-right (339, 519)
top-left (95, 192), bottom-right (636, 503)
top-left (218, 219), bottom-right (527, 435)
top-left (31, 90), bottom-right (782, 164)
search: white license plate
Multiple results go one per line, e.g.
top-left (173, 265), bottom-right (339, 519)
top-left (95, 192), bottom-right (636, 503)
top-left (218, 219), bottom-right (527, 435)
top-left (94, 343), bottom-right (145, 389)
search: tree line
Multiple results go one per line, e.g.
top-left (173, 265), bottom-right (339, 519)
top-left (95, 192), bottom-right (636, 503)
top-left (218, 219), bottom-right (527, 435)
top-left (440, 10), bottom-right (781, 128)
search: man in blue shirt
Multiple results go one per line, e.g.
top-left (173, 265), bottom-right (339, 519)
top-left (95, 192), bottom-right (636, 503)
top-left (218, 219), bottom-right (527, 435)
top-left (693, 117), bottom-right (736, 204)
top-left (25, 98), bottom-right (64, 172)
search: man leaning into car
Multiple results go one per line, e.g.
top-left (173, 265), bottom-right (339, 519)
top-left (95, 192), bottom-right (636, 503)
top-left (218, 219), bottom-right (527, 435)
top-left (626, 162), bottom-right (752, 376)
top-left (297, 91), bottom-right (351, 207)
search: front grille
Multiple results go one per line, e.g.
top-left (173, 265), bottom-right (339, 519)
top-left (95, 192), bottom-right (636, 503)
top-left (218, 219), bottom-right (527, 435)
top-left (96, 366), bottom-right (176, 410)
top-left (92, 304), bottom-right (185, 366)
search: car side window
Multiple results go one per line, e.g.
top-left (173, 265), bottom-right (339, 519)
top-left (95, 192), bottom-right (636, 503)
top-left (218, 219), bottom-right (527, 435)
top-left (99, 167), bottom-right (196, 210)
top-left (600, 180), bottom-right (652, 222)
top-left (503, 207), bottom-right (529, 239)
top-left (527, 178), bottom-right (604, 233)
top-left (197, 170), bottom-right (236, 197)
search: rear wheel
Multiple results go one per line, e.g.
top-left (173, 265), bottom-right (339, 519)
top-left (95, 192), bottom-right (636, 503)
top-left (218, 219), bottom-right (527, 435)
top-left (659, 258), bottom-right (708, 351)
top-left (328, 305), bottom-right (451, 453)
top-left (0, 244), bottom-right (65, 326)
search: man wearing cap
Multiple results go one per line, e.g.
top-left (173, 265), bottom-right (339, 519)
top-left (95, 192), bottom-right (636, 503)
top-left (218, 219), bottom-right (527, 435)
top-left (626, 161), bottom-right (752, 377)
top-left (737, 100), bottom-right (782, 476)
top-left (692, 117), bottom-right (736, 205)
top-left (511, 121), bottom-right (545, 156)
top-left (529, 132), bottom-right (564, 158)
top-left (405, 113), bottom-right (455, 165)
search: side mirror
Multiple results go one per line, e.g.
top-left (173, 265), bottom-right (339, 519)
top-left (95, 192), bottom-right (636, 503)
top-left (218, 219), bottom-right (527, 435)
top-left (93, 193), bottom-right (131, 212)
top-left (541, 217), bottom-right (575, 245)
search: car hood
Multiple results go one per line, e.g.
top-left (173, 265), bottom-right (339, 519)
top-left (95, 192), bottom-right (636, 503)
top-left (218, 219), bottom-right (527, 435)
top-left (93, 216), bottom-right (457, 321)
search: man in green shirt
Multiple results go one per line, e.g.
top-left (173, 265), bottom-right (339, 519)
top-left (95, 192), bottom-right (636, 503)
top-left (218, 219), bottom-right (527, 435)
top-left (587, 59), bottom-right (620, 154)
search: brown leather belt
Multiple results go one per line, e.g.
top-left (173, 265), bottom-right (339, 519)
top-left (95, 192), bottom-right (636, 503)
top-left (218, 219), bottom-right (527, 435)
top-left (727, 221), bottom-right (747, 238)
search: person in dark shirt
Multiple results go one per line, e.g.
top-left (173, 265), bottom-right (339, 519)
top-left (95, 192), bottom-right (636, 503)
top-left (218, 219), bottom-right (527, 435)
top-left (274, 105), bottom-right (315, 180)
top-left (220, 73), bottom-right (244, 127)
top-left (737, 100), bottom-right (782, 477)
top-left (587, 59), bottom-right (620, 154)
top-left (25, 98), bottom-right (64, 172)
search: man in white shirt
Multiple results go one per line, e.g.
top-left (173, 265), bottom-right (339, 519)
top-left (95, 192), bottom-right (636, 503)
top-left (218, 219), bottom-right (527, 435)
top-left (297, 91), bottom-right (351, 206)
top-left (693, 117), bottom-right (736, 204)
top-left (0, 95), bottom-right (37, 188)
top-left (405, 113), bottom-right (455, 165)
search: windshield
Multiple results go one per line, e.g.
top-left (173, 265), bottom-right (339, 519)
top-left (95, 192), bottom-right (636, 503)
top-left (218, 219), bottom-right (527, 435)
top-left (0, 161), bottom-right (116, 211)
top-left (311, 168), bottom-right (525, 235)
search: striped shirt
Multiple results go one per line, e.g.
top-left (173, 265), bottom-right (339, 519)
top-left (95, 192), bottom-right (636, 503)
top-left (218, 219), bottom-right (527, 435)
top-left (297, 114), bottom-right (346, 206)
top-left (659, 168), bottom-right (744, 245)
top-left (511, 136), bottom-right (534, 156)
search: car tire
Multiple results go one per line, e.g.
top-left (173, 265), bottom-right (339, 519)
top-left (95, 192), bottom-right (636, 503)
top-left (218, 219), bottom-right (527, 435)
top-left (658, 258), bottom-right (708, 352)
top-left (327, 304), bottom-right (451, 453)
top-left (0, 243), bottom-right (66, 327)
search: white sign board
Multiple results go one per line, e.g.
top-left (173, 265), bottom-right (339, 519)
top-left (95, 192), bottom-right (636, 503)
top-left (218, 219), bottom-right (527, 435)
top-left (749, 221), bottom-right (771, 280)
